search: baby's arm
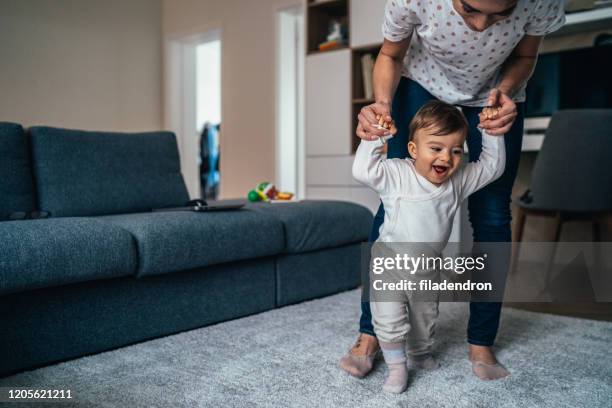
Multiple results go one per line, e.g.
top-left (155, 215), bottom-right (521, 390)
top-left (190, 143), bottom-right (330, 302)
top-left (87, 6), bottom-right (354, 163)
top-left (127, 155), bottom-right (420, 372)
top-left (352, 137), bottom-right (399, 195)
top-left (459, 129), bottom-right (506, 200)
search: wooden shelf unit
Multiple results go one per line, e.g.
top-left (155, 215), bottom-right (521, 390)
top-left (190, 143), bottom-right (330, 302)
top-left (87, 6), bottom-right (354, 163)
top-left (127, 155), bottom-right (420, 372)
top-left (307, 44), bottom-right (350, 55)
top-left (304, 0), bottom-right (386, 213)
top-left (351, 44), bottom-right (380, 101)
top-left (351, 43), bottom-right (381, 152)
top-left (308, 0), bottom-right (345, 9)
top-left (352, 97), bottom-right (375, 104)
top-left (306, 0), bottom-right (349, 55)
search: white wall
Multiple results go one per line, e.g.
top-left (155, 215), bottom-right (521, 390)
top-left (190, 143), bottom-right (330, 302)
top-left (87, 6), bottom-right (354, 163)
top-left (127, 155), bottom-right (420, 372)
top-left (163, 0), bottom-right (302, 199)
top-left (0, 0), bottom-right (163, 131)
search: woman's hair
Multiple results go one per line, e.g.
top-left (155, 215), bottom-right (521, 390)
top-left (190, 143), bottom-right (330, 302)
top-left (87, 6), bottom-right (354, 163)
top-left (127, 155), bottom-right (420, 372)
top-left (409, 100), bottom-right (469, 141)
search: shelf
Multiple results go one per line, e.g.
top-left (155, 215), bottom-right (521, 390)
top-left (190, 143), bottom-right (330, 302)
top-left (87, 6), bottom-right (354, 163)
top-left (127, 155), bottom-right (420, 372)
top-left (306, 44), bottom-right (349, 56)
top-left (552, 6), bottom-right (612, 36)
top-left (521, 134), bottom-right (545, 152)
top-left (306, 0), bottom-right (349, 54)
top-left (308, 0), bottom-right (345, 12)
top-left (351, 45), bottom-right (380, 100)
top-left (463, 134), bottom-right (544, 153)
top-left (352, 97), bottom-right (374, 104)
top-left (350, 43), bottom-right (381, 154)
top-left (352, 43), bottom-right (382, 52)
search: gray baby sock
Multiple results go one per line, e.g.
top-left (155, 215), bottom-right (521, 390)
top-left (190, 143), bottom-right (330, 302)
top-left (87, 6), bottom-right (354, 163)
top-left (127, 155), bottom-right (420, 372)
top-left (380, 341), bottom-right (408, 394)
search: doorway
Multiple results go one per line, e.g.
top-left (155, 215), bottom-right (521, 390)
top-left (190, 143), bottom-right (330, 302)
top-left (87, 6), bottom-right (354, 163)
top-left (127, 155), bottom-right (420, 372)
top-left (276, 5), bottom-right (305, 198)
top-left (164, 28), bottom-right (221, 199)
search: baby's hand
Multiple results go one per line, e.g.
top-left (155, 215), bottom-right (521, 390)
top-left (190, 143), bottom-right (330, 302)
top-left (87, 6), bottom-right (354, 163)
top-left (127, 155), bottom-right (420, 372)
top-left (480, 106), bottom-right (500, 121)
top-left (356, 102), bottom-right (396, 141)
top-left (374, 115), bottom-right (395, 143)
top-left (479, 88), bottom-right (517, 135)
top-left (375, 114), bottom-right (392, 131)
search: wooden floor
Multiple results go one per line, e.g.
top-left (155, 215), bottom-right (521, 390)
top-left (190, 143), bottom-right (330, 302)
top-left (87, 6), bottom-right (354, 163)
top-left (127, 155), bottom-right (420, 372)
top-left (504, 257), bottom-right (612, 321)
top-left (506, 303), bottom-right (612, 322)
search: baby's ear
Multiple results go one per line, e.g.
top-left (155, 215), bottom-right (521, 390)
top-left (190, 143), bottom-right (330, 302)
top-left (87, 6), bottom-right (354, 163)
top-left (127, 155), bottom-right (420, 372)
top-left (407, 141), bottom-right (417, 159)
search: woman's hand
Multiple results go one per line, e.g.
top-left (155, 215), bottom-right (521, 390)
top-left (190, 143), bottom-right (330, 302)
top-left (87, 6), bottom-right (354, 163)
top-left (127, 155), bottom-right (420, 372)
top-left (479, 88), bottom-right (517, 136)
top-left (356, 102), bottom-right (397, 141)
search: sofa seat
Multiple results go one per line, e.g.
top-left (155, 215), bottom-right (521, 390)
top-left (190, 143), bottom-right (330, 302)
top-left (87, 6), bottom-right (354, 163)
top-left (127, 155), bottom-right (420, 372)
top-left (246, 200), bottom-right (373, 253)
top-left (0, 218), bottom-right (137, 295)
top-left (98, 210), bottom-right (285, 277)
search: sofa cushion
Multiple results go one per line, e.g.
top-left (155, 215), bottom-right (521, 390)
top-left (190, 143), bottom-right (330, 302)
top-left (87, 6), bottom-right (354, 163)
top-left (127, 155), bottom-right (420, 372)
top-left (98, 210), bottom-right (285, 277)
top-left (246, 200), bottom-right (373, 253)
top-left (0, 218), bottom-right (137, 295)
top-left (0, 122), bottom-right (37, 220)
top-left (29, 126), bottom-right (189, 217)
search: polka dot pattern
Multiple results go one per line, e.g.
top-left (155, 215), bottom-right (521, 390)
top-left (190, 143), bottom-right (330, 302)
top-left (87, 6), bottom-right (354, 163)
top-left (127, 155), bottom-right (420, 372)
top-left (382, 0), bottom-right (566, 105)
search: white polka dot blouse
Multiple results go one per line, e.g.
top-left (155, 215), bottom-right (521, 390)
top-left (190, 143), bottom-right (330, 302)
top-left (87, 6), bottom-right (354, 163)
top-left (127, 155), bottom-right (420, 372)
top-left (382, 0), bottom-right (566, 106)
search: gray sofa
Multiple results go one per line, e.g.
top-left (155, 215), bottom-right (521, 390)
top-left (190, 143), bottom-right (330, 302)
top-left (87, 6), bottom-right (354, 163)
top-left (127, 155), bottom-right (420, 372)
top-left (0, 122), bottom-right (373, 376)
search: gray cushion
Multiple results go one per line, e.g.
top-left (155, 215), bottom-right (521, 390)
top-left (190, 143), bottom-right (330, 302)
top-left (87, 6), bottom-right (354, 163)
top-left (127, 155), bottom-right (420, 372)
top-left (29, 126), bottom-right (189, 217)
top-left (0, 218), bottom-right (138, 295)
top-left (0, 122), bottom-right (37, 220)
top-left (98, 210), bottom-right (285, 276)
top-left (246, 200), bottom-right (373, 253)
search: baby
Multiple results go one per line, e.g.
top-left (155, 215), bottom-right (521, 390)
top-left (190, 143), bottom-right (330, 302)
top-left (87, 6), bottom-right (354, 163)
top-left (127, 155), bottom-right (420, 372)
top-left (352, 100), bottom-right (506, 394)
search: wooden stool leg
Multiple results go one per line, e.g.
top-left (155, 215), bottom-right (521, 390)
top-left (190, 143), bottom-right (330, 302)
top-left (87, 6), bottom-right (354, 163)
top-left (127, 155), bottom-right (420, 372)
top-left (592, 218), bottom-right (602, 242)
top-left (510, 207), bottom-right (527, 276)
top-left (514, 207), bottom-right (527, 243)
top-left (544, 212), bottom-right (564, 284)
top-left (593, 217), bottom-right (603, 278)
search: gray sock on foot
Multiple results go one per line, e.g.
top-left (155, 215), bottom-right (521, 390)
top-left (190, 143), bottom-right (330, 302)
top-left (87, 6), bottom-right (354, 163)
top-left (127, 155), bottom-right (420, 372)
top-left (383, 362), bottom-right (409, 394)
top-left (380, 341), bottom-right (408, 394)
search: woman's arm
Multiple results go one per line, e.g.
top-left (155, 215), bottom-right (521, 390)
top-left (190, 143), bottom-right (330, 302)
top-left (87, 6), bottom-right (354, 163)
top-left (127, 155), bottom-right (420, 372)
top-left (480, 35), bottom-right (543, 135)
top-left (498, 35), bottom-right (543, 97)
top-left (356, 38), bottom-right (411, 141)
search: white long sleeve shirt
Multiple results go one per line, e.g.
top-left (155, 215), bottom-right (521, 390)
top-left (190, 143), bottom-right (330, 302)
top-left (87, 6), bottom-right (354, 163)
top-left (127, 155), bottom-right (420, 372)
top-left (352, 131), bottom-right (505, 251)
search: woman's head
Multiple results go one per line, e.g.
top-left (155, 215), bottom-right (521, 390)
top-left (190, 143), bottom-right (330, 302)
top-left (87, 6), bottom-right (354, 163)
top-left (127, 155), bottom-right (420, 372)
top-left (452, 0), bottom-right (518, 32)
top-left (408, 101), bottom-right (468, 185)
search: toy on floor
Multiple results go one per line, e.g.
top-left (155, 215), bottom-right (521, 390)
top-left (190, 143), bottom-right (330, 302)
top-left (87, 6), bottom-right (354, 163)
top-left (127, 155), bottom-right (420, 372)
top-left (247, 182), bottom-right (294, 202)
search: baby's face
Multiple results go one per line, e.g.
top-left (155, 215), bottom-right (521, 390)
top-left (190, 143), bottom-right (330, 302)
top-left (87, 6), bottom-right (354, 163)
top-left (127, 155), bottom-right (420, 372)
top-left (408, 127), bottom-right (466, 185)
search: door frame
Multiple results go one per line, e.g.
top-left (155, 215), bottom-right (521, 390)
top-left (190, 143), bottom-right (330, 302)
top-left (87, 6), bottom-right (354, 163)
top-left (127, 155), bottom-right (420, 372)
top-left (164, 25), bottom-right (222, 198)
top-left (275, 3), bottom-right (305, 199)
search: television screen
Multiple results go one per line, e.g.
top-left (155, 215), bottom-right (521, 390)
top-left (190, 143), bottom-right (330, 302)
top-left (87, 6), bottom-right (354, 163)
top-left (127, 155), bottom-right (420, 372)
top-left (525, 43), bottom-right (612, 117)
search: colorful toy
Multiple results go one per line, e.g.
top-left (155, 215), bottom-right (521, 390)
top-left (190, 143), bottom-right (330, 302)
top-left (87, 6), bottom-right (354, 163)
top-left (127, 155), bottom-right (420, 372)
top-left (247, 182), bottom-right (294, 202)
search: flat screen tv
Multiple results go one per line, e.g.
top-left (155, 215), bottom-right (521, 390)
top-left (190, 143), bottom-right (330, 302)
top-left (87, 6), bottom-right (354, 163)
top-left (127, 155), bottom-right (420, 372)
top-left (525, 42), bottom-right (612, 118)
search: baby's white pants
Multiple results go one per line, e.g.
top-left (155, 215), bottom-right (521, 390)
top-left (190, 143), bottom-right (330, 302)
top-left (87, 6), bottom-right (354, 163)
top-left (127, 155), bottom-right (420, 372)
top-left (371, 295), bottom-right (439, 355)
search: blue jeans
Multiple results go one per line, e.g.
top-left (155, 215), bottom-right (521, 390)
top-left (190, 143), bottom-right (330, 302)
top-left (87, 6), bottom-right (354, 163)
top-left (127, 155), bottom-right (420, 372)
top-left (360, 77), bottom-right (524, 347)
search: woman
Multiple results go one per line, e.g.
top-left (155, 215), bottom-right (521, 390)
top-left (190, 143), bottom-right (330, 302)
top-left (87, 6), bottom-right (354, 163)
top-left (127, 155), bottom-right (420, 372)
top-left (340, 0), bottom-right (565, 380)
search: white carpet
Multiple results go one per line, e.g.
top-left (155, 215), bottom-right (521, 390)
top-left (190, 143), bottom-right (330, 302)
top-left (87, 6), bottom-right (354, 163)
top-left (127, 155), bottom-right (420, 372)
top-left (2, 290), bottom-right (611, 407)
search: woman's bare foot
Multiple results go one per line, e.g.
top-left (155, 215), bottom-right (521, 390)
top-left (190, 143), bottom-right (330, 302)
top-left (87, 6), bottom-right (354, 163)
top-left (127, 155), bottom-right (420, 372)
top-left (339, 333), bottom-right (380, 378)
top-left (468, 344), bottom-right (509, 380)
